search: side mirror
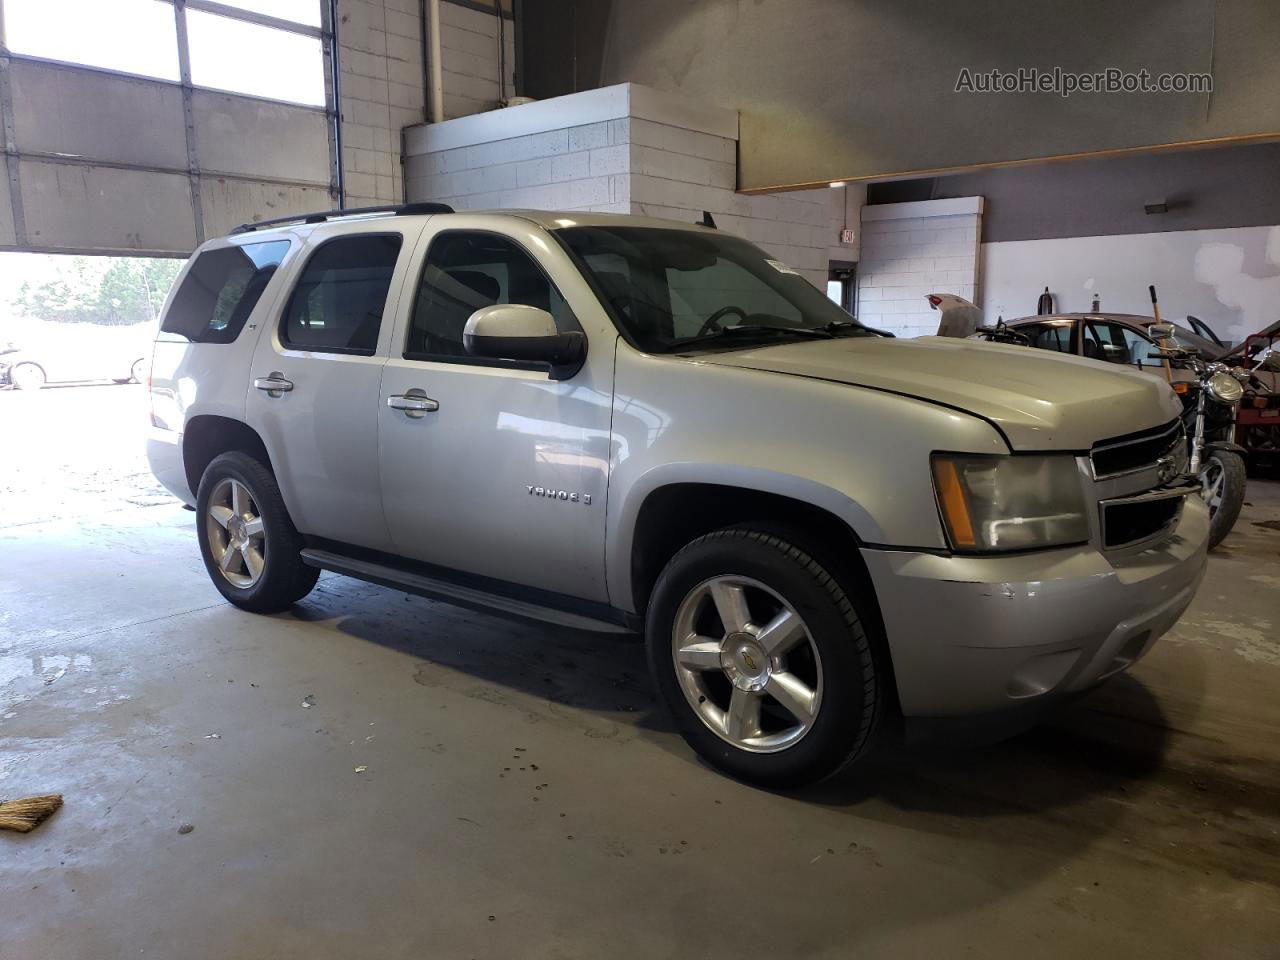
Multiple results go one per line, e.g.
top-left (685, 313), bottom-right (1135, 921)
top-left (463, 304), bottom-right (586, 380)
top-left (1148, 322), bottom-right (1176, 340)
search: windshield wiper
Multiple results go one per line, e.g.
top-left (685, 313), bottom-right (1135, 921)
top-left (822, 320), bottom-right (891, 338)
top-left (666, 324), bottom-right (833, 352)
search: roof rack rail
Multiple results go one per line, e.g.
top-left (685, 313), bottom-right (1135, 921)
top-left (230, 202), bottom-right (455, 235)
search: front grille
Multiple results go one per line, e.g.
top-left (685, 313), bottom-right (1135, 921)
top-left (1100, 494), bottom-right (1182, 548)
top-left (1090, 418), bottom-right (1183, 479)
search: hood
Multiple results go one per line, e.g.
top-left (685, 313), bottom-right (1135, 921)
top-left (697, 335), bottom-right (1184, 450)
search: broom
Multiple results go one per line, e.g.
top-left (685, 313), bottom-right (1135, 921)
top-left (0, 794), bottom-right (63, 833)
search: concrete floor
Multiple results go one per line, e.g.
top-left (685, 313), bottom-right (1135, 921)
top-left (2, 384), bottom-right (1279, 959)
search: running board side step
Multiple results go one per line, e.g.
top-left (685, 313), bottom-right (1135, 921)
top-left (300, 548), bottom-right (635, 635)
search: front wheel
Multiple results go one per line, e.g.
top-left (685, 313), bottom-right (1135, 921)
top-left (195, 451), bottom-right (318, 612)
top-left (1200, 449), bottom-right (1247, 549)
top-left (11, 363), bottom-right (46, 390)
top-left (646, 528), bottom-right (881, 788)
top-left (130, 357), bottom-right (147, 384)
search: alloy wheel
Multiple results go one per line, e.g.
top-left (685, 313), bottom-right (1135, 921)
top-left (205, 478), bottom-right (267, 588)
top-left (671, 575), bottom-right (823, 753)
top-left (1199, 459), bottom-right (1224, 518)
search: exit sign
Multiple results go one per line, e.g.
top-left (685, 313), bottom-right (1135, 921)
top-left (840, 228), bottom-right (856, 244)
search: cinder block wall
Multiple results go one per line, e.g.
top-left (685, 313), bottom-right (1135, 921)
top-left (337, 0), bottom-right (427, 206)
top-left (336, 0), bottom-right (511, 207)
top-left (403, 85), bottom-right (845, 288)
top-left (440, 2), bottom-right (516, 120)
top-left (629, 120), bottom-right (833, 283)
top-left (855, 198), bottom-right (984, 337)
top-left (404, 118), bottom-right (632, 212)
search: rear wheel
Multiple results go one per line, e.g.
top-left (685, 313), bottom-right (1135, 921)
top-left (196, 451), bottom-right (318, 612)
top-left (646, 527), bottom-right (880, 787)
top-left (11, 363), bottom-right (46, 390)
top-left (1200, 449), bottom-right (1246, 549)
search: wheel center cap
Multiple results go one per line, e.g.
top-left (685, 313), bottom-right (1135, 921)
top-left (227, 516), bottom-right (246, 545)
top-left (721, 632), bottom-right (770, 692)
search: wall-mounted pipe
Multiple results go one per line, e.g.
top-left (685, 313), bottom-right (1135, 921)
top-left (327, 0), bottom-right (345, 207)
top-left (427, 0), bottom-right (445, 122)
top-left (495, 0), bottom-right (506, 104)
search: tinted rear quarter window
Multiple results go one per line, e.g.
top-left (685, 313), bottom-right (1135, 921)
top-left (162, 240), bottom-right (290, 343)
top-left (281, 234), bottom-right (403, 355)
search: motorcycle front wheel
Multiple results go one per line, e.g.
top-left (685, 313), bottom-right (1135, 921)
top-left (1200, 449), bottom-right (1246, 549)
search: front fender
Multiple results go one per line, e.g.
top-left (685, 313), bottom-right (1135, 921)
top-left (1204, 440), bottom-right (1248, 457)
top-left (605, 462), bottom-right (882, 611)
top-left (604, 345), bottom-right (1011, 612)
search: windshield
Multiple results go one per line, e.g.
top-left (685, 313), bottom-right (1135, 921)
top-left (556, 226), bottom-right (878, 353)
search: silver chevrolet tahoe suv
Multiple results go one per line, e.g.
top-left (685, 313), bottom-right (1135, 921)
top-left (147, 203), bottom-right (1209, 787)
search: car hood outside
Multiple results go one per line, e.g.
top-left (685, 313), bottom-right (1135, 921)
top-left (695, 335), bottom-right (1184, 450)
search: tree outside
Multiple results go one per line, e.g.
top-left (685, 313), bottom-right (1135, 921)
top-left (11, 255), bottom-right (184, 327)
top-left (1, 254), bottom-right (186, 384)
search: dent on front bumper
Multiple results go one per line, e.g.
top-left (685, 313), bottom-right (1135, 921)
top-left (862, 495), bottom-right (1209, 722)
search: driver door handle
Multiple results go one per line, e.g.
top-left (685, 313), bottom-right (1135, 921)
top-left (253, 375), bottom-right (293, 395)
top-left (387, 394), bottom-right (439, 414)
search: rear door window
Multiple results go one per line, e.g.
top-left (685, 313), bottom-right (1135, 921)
top-left (162, 240), bottom-right (290, 343)
top-left (281, 234), bottom-right (403, 355)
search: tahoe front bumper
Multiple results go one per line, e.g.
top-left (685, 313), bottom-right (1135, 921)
top-left (862, 494), bottom-right (1208, 725)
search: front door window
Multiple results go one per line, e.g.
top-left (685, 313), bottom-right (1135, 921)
top-left (1084, 321), bottom-right (1155, 368)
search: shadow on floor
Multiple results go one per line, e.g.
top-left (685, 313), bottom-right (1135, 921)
top-left (294, 576), bottom-right (1190, 827)
top-left (269, 571), bottom-right (1280, 938)
top-left (298, 579), bottom-right (663, 717)
top-left (805, 674), bottom-right (1171, 815)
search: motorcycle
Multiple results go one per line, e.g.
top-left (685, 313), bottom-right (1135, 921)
top-left (1147, 322), bottom-right (1248, 549)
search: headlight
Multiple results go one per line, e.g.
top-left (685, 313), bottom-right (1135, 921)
top-left (1205, 370), bottom-right (1243, 405)
top-left (931, 453), bottom-right (1089, 552)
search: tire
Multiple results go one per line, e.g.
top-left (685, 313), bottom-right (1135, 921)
top-left (130, 357), bottom-right (147, 384)
top-left (646, 527), bottom-right (880, 788)
top-left (1201, 449), bottom-right (1247, 549)
top-left (195, 451), bottom-right (318, 613)
top-left (11, 363), bottom-right (46, 390)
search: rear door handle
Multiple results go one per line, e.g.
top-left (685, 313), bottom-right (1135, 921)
top-left (253, 375), bottom-right (293, 396)
top-left (387, 394), bottom-right (439, 416)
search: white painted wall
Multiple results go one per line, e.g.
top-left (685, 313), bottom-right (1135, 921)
top-left (981, 224), bottom-right (1280, 346)
top-left (856, 198), bottom-right (983, 337)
